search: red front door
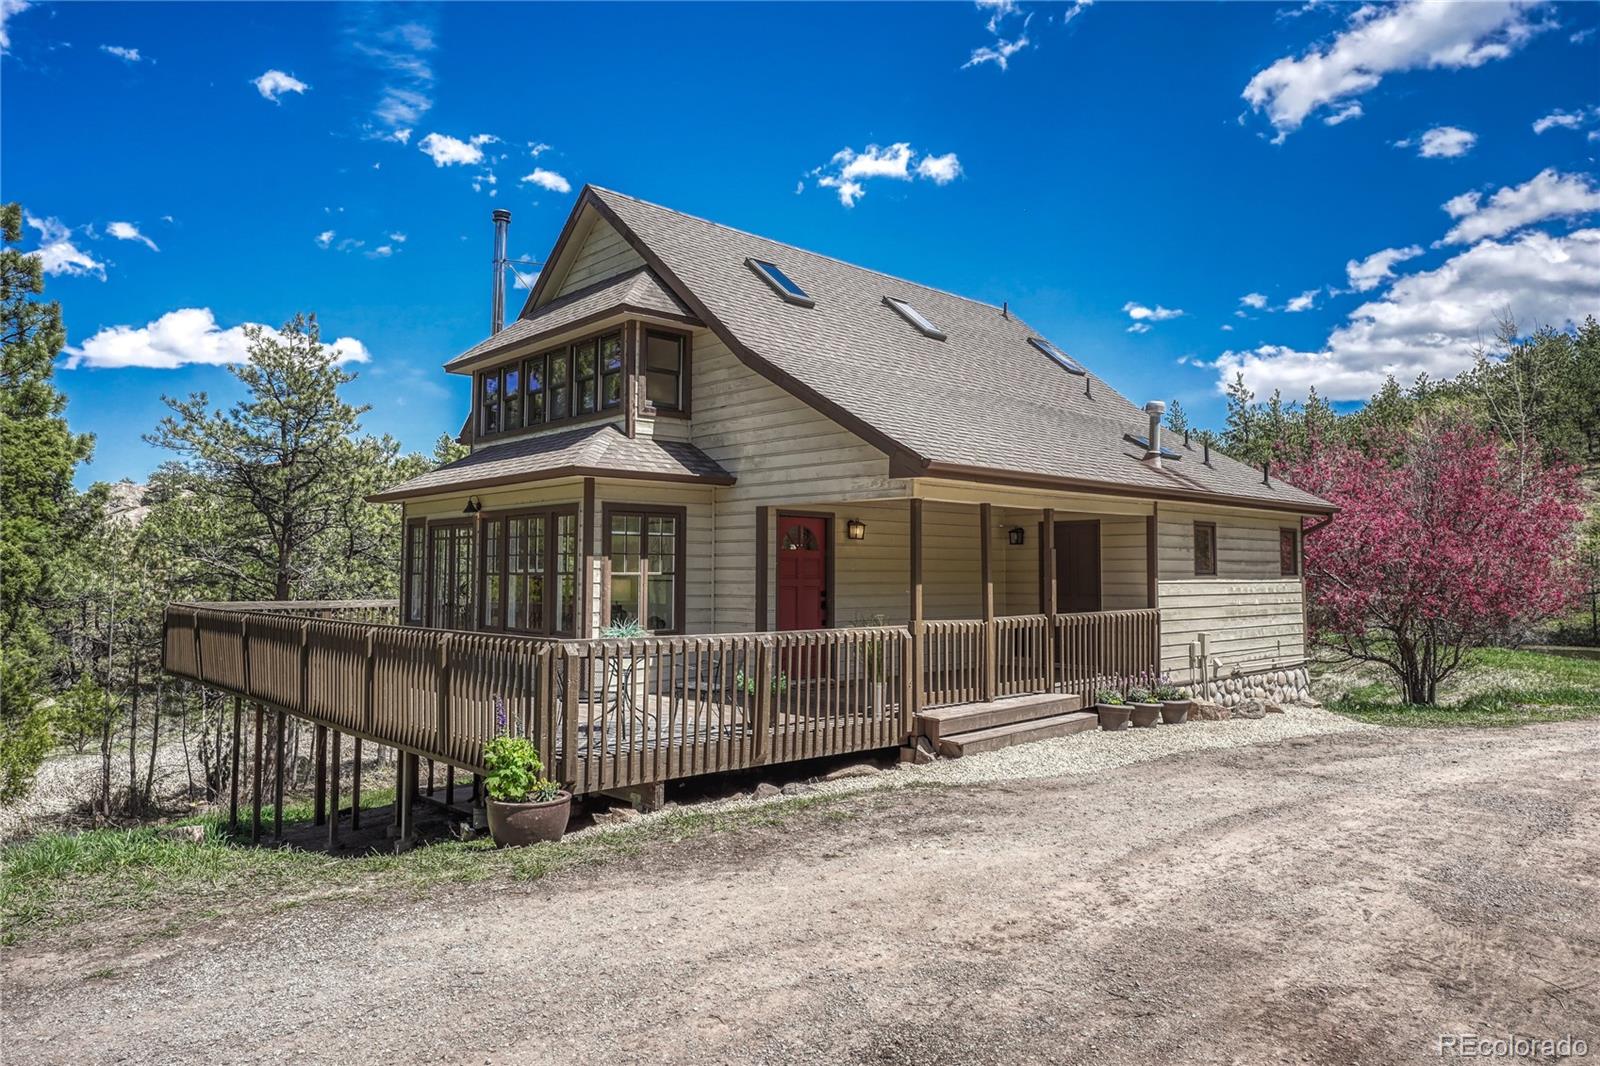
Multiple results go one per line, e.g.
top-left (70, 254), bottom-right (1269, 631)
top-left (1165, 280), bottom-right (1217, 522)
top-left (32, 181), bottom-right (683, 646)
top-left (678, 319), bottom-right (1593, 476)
top-left (776, 515), bottom-right (828, 631)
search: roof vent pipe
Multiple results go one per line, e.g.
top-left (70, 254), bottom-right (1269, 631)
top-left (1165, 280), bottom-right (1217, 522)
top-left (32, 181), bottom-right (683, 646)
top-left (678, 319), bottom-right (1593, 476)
top-left (1262, 460), bottom-right (1271, 486)
top-left (1143, 400), bottom-right (1166, 469)
top-left (490, 208), bottom-right (512, 335)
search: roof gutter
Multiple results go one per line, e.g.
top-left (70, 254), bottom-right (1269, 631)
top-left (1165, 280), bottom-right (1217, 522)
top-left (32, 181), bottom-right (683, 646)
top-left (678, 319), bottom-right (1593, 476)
top-left (905, 459), bottom-right (1339, 516)
top-left (366, 464), bottom-right (736, 505)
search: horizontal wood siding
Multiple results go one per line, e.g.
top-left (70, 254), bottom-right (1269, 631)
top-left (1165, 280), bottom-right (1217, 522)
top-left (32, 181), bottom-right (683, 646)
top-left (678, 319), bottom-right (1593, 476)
top-left (553, 218), bottom-right (645, 297)
top-left (1156, 503), bottom-right (1306, 678)
top-left (688, 333), bottom-right (907, 632)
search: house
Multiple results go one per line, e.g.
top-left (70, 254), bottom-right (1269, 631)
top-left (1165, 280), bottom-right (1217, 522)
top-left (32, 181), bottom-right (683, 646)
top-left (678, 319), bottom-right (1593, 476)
top-left (372, 186), bottom-right (1331, 700)
top-left (162, 186), bottom-right (1334, 836)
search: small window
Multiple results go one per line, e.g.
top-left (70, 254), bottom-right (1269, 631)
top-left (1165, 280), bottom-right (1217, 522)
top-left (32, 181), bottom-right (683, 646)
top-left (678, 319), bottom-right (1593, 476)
top-left (479, 370), bottom-right (501, 435)
top-left (884, 296), bottom-right (947, 341)
top-left (1193, 522), bottom-right (1218, 577)
top-left (645, 330), bottom-right (685, 411)
top-left (1280, 528), bottom-right (1300, 577)
top-left (524, 354), bottom-right (546, 424)
top-left (574, 338), bottom-right (599, 415)
top-left (548, 348), bottom-right (571, 422)
top-left (747, 258), bottom-right (814, 307)
top-left (1029, 337), bottom-right (1087, 375)
top-left (599, 332), bottom-right (624, 410)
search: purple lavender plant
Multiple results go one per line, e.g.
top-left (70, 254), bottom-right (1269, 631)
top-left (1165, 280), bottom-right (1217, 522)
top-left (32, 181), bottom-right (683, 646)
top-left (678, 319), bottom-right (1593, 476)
top-left (494, 694), bottom-right (507, 735)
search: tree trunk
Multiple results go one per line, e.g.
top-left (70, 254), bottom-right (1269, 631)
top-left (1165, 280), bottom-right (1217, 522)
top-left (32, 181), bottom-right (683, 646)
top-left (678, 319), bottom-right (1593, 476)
top-left (144, 677), bottom-right (163, 806)
top-left (128, 639), bottom-right (141, 813)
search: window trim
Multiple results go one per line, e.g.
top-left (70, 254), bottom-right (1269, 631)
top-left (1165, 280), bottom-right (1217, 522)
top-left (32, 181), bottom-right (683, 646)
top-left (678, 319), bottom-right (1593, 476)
top-left (746, 258), bottom-right (814, 308)
top-left (601, 503), bottom-right (688, 635)
top-left (883, 296), bottom-right (948, 341)
top-left (474, 326), bottom-right (628, 440)
top-left (1193, 521), bottom-right (1218, 577)
top-left (1280, 526), bottom-right (1301, 577)
top-left (641, 326), bottom-right (693, 419)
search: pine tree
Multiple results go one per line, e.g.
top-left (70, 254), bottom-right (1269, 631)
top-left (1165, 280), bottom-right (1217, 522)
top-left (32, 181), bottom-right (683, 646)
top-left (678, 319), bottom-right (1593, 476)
top-left (0, 202), bottom-right (96, 801)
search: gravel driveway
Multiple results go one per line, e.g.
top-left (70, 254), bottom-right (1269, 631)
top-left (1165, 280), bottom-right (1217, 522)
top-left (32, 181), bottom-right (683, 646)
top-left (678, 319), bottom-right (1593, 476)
top-left (4, 718), bottom-right (1598, 1065)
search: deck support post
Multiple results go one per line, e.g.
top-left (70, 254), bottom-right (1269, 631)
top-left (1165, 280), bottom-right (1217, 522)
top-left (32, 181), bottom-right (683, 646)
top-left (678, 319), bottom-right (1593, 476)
top-left (980, 502), bottom-right (995, 702)
top-left (272, 709), bottom-right (287, 840)
top-left (909, 497), bottom-right (924, 724)
top-left (396, 751), bottom-right (416, 851)
top-left (313, 724), bottom-right (328, 826)
top-left (250, 703), bottom-right (265, 844)
top-left (427, 758), bottom-right (436, 797)
top-left (350, 737), bottom-right (362, 831)
top-left (446, 764), bottom-right (455, 806)
top-left (1042, 507), bottom-right (1057, 692)
top-left (327, 730), bottom-right (341, 849)
top-left (229, 696), bottom-right (242, 833)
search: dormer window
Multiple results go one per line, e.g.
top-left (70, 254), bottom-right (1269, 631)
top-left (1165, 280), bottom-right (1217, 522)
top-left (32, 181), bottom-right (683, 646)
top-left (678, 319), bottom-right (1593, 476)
top-left (747, 258), bottom-right (814, 307)
top-left (884, 297), bottom-right (946, 341)
top-left (1029, 337), bottom-right (1086, 375)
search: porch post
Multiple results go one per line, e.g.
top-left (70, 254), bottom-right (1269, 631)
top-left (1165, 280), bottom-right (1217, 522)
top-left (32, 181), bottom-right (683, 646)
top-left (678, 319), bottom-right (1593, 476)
top-left (581, 477), bottom-right (596, 637)
top-left (1041, 508), bottom-right (1057, 692)
top-left (909, 498), bottom-right (924, 717)
top-left (980, 503), bottom-right (995, 702)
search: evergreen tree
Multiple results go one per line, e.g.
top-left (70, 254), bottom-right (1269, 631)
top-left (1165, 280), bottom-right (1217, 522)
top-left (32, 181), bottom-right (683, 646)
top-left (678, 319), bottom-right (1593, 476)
top-left (0, 202), bottom-right (96, 801)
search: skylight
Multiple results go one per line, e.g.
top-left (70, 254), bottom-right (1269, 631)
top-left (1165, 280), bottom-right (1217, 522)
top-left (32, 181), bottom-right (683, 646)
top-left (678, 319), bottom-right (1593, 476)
top-left (747, 258), bottom-right (814, 307)
top-left (883, 296), bottom-right (947, 341)
top-left (1029, 336), bottom-right (1087, 376)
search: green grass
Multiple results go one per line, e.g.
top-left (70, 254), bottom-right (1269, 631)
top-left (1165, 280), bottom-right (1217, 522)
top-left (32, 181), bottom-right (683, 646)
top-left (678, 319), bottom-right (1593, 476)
top-left (0, 790), bottom-right (862, 947)
top-left (1319, 647), bottom-right (1600, 728)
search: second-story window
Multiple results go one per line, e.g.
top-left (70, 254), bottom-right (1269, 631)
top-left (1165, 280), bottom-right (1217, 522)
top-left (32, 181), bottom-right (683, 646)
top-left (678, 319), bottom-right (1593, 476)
top-left (600, 332), bottom-right (624, 409)
top-left (549, 349), bottom-right (571, 422)
top-left (525, 353), bottom-right (546, 424)
top-left (645, 330), bottom-right (685, 412)
top-left (479, 370), bottom-right (501, 435)
top-left (574, 338), bottom-right (598, 415)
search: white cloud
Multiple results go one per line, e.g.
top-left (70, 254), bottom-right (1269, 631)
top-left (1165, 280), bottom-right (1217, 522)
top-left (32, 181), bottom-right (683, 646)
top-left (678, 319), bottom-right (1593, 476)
top-left (1215, 227), bottom-right (1600, 400)
top-left (1, 0), bottom-right (32, 52)
top-left (1532, 105), bottom-right (1598, 134)
top-left (1401, 124), bottom-right (1477, 158)
top-left (807, 143), bottom-right (963, 207)
top-left (23, 214), bottom-right (106, 279)
top-left (106, 220), bottom-right (158, 251)
top-left (964, 35), bottom-right (1030, 70)
top-left (1440, 168), bottom-right (1600, 245)
top-left (1242, 1), bottom-right (1544, 140)
top-left (100, 44), bottom-right (143, 62)
top-left (1345, 245), bottom-right (1423, 291)
top-left (528, 141), bottom-right (551, 157)
top-left (348, 14), bottom-right (436, 136)
top-left (388, 232), bottom-right (407, 243)
top-left (1239, 292), bottom-right (1269, 309)
top-left (366, 245), bottom-right (394, 259)
top-left (418, 132), bottom-right (496, 167)
top-left (521, 167), bottom-right (571, 193)
top-left (62, 308), bottom-right (371, 370)
top-left (964, 0), bottom-right (1087, 71)
top-left (1322, 101), bottom-right (1364, 126)
top-left (1123, 301), bottom-right (1184, 322)
top-left (315, 230), bottom-right (335, 249)
top-left (1220, 324), bottom-right (1235, 332)
top-left (916, 152), bottom-right (962, 184)
top-left (1284, 288), bottom-right (1321, 312)
top-left (253, 69), bottom-right (308, 102)
top-left (1126, 322), bottom-right (1152, 335)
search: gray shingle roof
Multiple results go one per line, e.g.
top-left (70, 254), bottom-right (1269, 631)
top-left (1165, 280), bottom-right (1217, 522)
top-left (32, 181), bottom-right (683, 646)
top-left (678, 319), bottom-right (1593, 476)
top-left (444, 266), bottom-right (696, 372)
top-left (587, 187), bottom-right (1333, 513)
top-left (368, 423), bottom-right (733, 502)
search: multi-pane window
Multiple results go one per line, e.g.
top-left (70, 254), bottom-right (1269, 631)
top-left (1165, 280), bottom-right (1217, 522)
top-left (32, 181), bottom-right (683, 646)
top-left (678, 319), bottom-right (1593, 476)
top-left (1280, 528), bottom-right (1300, 577)
top-left (607, 509), bottom-right (682, 632)
top-left (404, 520), bottom-right (426, 624)
top-left (481, 519), bottom-right (504, 629)
top-left (428, 523), bottom-right (476, 630)
top-left (471, 509), bottom-right (574, 635)
top-left (600, 332), bottom-right (624, 410)
top-left (1193, 522), bottom-right (1218, 577)
top-left (476, 329), bottom-right (639, 436)
top-left (574, 338), bottom-right (599, 415)
top-left (506, 515), bottom-right (547, 632)
top-left (525, 354), bottom-right (546, 424)
top-left (555, 513), bottom-right (578, 635)
top-left (645, 330), bottom-right (684, 411)
top-left (479, 371), bottom-right (501, 435)
top-left (548, 352), bottom-right (571, 423)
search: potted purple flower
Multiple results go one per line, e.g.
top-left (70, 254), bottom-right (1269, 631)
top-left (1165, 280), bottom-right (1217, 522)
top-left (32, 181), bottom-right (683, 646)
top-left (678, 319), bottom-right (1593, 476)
top-left (1154, 679), bottom-right (1192, 724)
top-left (1093, 687), bottom-right (1131, 731)
top-left (1126, 685), bottom-right (1161, 728)
top-left (483, 735), bottom-right (570, 846)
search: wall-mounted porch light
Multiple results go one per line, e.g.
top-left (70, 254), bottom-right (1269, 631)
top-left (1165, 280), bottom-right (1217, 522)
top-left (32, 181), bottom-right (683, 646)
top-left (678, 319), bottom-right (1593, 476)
top-left (1008, 527), bottom-right (1026, 546)
top-left (845, 519), bottom-right (867, 541)
top-left (463, 496), bottom-right (483, 515)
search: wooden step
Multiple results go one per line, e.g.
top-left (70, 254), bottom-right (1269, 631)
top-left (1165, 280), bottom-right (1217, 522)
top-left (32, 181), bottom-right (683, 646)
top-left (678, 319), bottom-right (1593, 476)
top-left (917, 692), bottom-right (1084, 742)
top-left (936, 711), bottom-right (1099, 758)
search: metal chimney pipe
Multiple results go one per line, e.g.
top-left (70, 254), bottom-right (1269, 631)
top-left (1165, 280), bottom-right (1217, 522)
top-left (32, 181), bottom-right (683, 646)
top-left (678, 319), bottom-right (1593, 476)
top-left (1143, 400), bottom-right (1167, 469)
top-left (490, 208), bottom-right (512, 335)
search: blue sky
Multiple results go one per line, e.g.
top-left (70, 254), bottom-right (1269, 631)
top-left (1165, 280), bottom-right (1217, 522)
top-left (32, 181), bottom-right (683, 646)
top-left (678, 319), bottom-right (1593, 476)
top-left (4, 1), bottom-right (1598, 488)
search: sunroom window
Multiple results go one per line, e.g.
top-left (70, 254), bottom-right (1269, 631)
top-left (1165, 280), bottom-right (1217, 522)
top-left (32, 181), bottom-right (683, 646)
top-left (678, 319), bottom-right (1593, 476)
top-left (607, 509), bottom-right (683, 633)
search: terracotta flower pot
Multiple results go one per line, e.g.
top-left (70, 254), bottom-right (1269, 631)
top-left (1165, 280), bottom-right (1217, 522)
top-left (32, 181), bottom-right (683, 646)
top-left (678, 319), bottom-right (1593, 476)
top-left (1096, 705), bottom-right (1132, 731)
top-left (1129, 703), bottom-right (1161, 728)
top-left (486, 792), bottom-right (572, 846)
top-left (1160, 699), bottom-right (1191, 725)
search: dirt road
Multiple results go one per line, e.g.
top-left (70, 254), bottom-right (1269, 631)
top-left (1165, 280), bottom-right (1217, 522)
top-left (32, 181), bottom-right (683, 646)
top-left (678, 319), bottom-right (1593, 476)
top-left (5, 722), bottom-right (1598, 1065)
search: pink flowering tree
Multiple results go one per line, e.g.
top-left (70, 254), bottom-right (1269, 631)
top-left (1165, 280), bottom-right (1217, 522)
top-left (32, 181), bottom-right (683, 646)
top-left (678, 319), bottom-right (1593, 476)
top-left (1284, 422), bottom-right (1586, 705)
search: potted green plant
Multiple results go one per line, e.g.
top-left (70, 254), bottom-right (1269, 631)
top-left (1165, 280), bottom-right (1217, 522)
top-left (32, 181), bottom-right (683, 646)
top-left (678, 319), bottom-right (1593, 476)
top-left (593, 616), bottom-right (650, 713)
top-left (1154, 679), bottom-right (1192, 724)
top-left (1126, 685), bottom-right (1161, 728)
top-left (482, 736), bottom-right (570, 846)
top-left (1093, 688), bottom-right (1131, 731)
